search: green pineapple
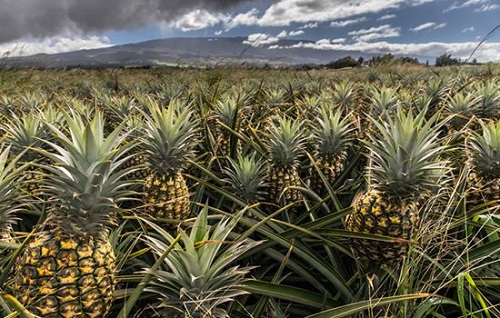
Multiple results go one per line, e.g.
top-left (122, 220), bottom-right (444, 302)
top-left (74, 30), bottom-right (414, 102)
top-left (346, 108), bottom-right (447, 264)
top-left (1, 111), bottom-right (51, 198)
top-left (141, 97), bottom-right (199, 221)
top-left (144, 208), bottom-right (259, 317)
top-left (466, 119), bottom-right (500, 207)
top-left (310, 106), bottom-right (353, 195)
top-left (265, 116), bottom-right (306, 213)
top-left (211, 95), bottom-right (243, 158)
top-left (12, 110), bottom-right (135, 317)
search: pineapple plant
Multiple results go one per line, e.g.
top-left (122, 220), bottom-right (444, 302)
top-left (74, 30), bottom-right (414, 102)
top-left (265, 115), bottom-right (306, 215)
top-left (11, 110), bottom-right (135, 317)
top-left (345, 108), bottom-right (447, 264)
top-left (1, 110), bottom-right (52, 200)
top-left (0, 145), bottom-right (28, 265)
top-left (310, 106), bottom-right (353, 195)
top-left (140, 97), bottom-right (199, 221)
top-left (466, 119), bottom-right (500, 207)
top-left (211, 95), bottom-right (243, 158)
top-left (144, 208), bottom-right (259, 318)
top-left (223, 153), bottom-right (267, 231)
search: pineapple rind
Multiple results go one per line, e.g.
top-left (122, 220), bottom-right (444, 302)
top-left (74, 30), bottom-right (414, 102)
top-left (346, 190), bottom-right (420, 264)
top-left (13, 231), bottom-right (116, 318)
top-left (143, 171), bottom-right (190, 220)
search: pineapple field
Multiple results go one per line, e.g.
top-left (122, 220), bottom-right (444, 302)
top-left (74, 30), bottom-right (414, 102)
top-left (0, 64), bottom-right (499, 317)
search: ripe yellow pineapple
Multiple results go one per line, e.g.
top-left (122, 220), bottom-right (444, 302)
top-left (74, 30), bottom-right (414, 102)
top-left (11, 111), bottom-right (135, 317)
top-left (346, 109), bottom-right (447, 264)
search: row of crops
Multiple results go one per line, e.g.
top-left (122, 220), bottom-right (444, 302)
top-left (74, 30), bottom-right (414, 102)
top-left (0, 65), bottom-right (499, 317)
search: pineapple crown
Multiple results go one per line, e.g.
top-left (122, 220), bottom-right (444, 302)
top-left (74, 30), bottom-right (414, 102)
top-left (366, 108), bottom-right (448, 196)
top-left (469, 119), bottom-right (500, 178)
top-left (332, 80), bottom-right (357, 109)
top-left (223, 153), bottom-right (267, 203)
top-left (145, 207), bottom-right (260, 318)
top-left (1, 111), bottom-right (48, 161)
top-left (445, 91), bottom-right (480, 129)
top-left (475, 80), bottom-right (500, 119)
top-left (39, 110), bottom-right (136, 235)
top-left (267, 115), bottom-right (306, 167)
top-left (141, 97), bottom-right (199, 174)
top-left (214, 95), bottom-right (241, 128)
top-left (368, 85), bottom-right (400, 118)
top-left (313, 106), bottom-right (353, 157)
top-left (0, 145), bottom-right (27, 235)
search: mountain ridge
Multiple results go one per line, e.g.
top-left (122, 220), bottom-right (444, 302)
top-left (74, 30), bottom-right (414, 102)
top-left (1, 37), bottom-right (370, 68)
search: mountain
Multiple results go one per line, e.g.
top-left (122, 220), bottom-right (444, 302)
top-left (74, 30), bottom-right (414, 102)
top-left (1, 37), bottom-right (369, 68)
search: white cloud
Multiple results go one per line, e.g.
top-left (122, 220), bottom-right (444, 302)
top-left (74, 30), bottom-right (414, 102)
top-left (172, 9), bottom-right (224, 31)
top-left (243, 33), bottom-right (279, 47)
top-left (444, 0), bottom-right (485, 12)
top-left (462, 26), bottom-right (475, 33)
top-left (410, 22), bottom-right (447, 32)
top-left (475, 3), bottom-right (500, 11)
top-left (0, 35), bottom-right (111, 57)
top-left (224, 8), bottom-right (260, 30)
top-left (349, 24), bottom-right (401, 42)
top-left (277, 30), bottom-right (288, 38)
top-left (257, 0), bottom-right (422, 27)
top-left (271, 39), bottom-right (500, 62)
top-left (332, 38), bottom-right (346, 43)
top-left (433, 23), bottom-right (447, 30)
top-left (330, 17), bottom-right (368, 28)
top-left (300, 22), bottom-right (319, 29)
top-left (379, 14), bottom-right (397, 20)
top-left (410, 22), bottom-right (436, 32)
top-left (289, 30), bottom-right (305, 36)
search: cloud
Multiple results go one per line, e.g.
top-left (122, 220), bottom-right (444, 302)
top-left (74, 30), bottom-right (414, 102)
top-left (475, 3), bottom-right (500, 11)
top-left (257, 0), bottom-right (430, 27)
top-left (289, 30), bottom-right (305, 36)
top-left (462, 26), bottom-right (475, 33)
top-left (173, 9), bottom-right (225, 31)
top-left (271, 39), bottom-right (500, 62)
top-left (277, 30), bottom-right (288, 38)
top-left (0, 0), bottom-right (251, 44)
top-left (300, 22), bottom-right (319, 29)
top-left (410, 22), bottom-right (446, 32)
top-left (330, 17), bottom-right (368, 28)
top-left (444, 0), bottom-right (484, 12)
top-left (0, 35), bottom-right (111, 57)
top-left (224, 8), bottom-right (260, 30)
top-left (349, 24), bottom-right (401, 42)
top-left (379, 14), bottom-right (397, 20)
top-left (243, 33), bottom-right (279, 47)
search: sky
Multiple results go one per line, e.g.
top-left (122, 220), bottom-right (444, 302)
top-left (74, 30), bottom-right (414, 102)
top-left (0, 0), bottom-right (499, 62)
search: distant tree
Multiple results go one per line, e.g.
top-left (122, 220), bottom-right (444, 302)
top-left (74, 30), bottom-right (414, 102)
top-left (326, 56), bottom-right (360, 69)
top-left (435, 53), bottom-right (460, 67)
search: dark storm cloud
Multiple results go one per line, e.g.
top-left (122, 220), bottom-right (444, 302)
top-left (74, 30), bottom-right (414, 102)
top-left (0, 0), bottom-right (251, 43)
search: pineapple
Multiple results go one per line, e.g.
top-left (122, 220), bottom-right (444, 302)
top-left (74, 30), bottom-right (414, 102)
top-left (310, 106), bottom-right (353, 195)
top-left (144, 208), bottom-right (259, 317)
top-left (1, 110), bottom-right (51, 199)
top-left (223, 153), bottom-right (267, 231)
top-left (345, 109), bottom-right (447, 264)
top-left (265, 116), bottom-right (306, 214)
top-left (11, 110), bottom-right (135, 317)
top-left (211, 95), bottom-right (243, 158)
top-left (466, 119), bottom-right (500, 207)
top-left (141, 97), bottom-right (199, 221)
